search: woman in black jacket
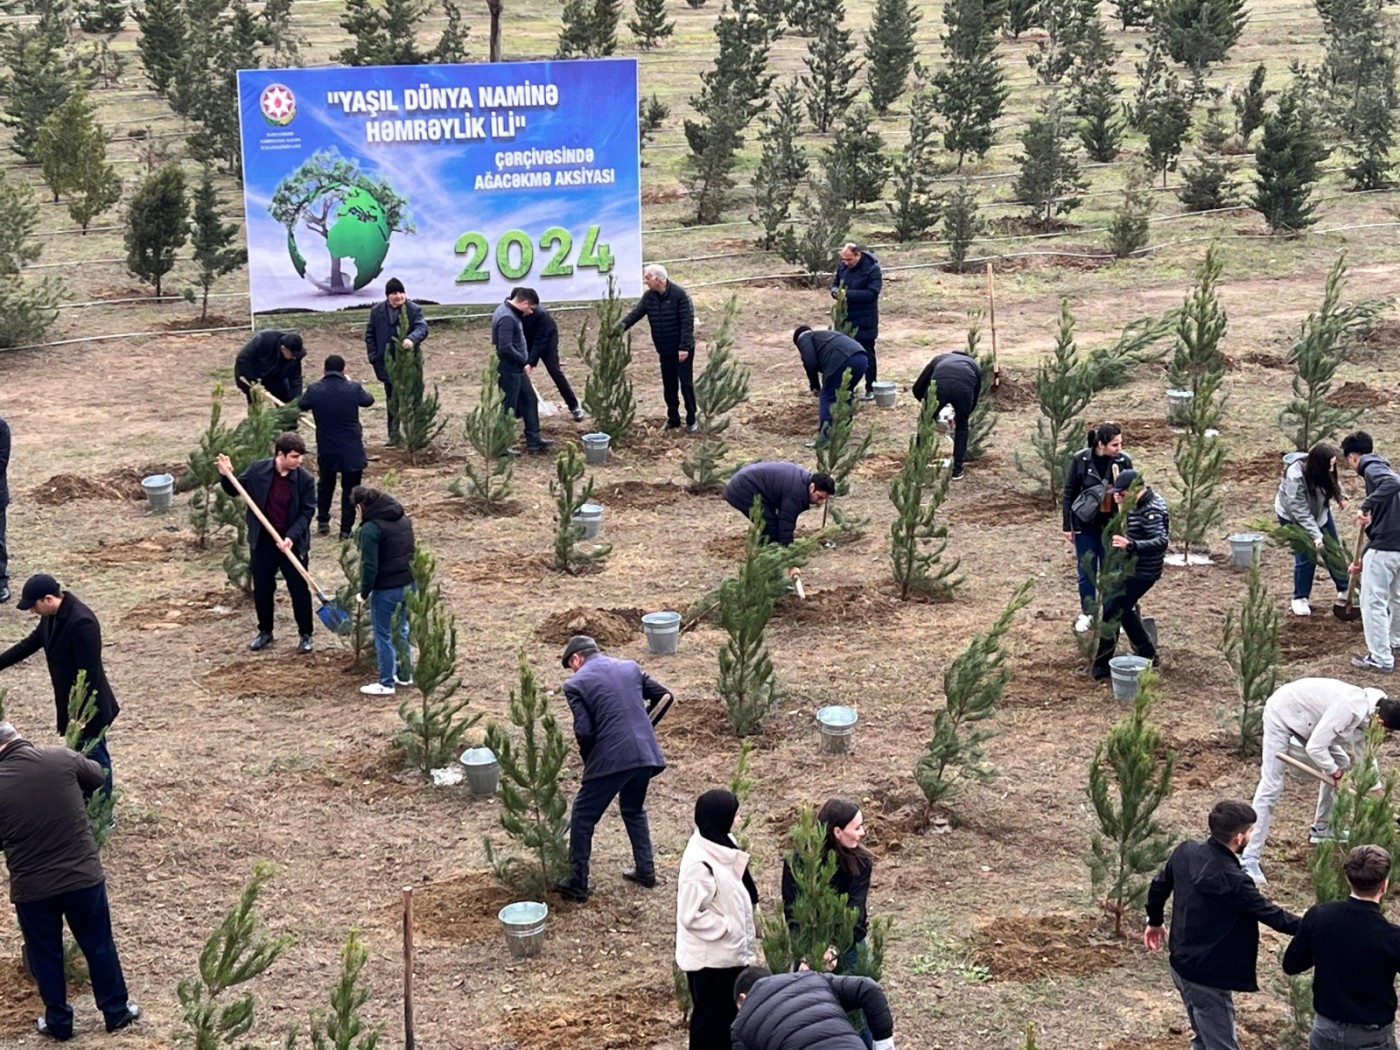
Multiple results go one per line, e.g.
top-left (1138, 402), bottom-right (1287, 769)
top-left (1062, 423), bottom-right (1133, 635)
top-left (1092, 469), bottom-right (1169, 680)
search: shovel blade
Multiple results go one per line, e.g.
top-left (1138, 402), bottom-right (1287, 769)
top-left (318, 600), bottom-right (352, 635)
top-left (1334, 603), bottom-right (1363, 622)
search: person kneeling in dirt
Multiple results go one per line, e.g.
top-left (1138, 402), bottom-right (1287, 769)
top-left (722, 463), bottom-right (834, 554)
top-left (729, 966), bottom-right (897, 1050)
top-left (234, 330), bottom-right (306, 406)
top-left (1239, 678), bottom-right (1400, 886)
top-left (1144, 800), bottom-right (1301, 1050)
top-left (554, 635), bottom-right (673, 903)
top-left (1091, 470), bottom-right (1167, 682)
top-left (911, 347), bottom-right (981, 481)
top-left (792, 325), bottom-right (868, 448)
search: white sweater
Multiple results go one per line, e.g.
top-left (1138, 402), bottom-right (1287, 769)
top-left (1265, 677), bottom-right (1385, 774)
top-left (674, 829), bottom-right (758, 972)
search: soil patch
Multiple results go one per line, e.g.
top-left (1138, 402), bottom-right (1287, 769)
top-left (970, 914), bottom-right (1125, 981)
top-left (1326, 380), bottom-right (1390, 408)
top-left (992, 216), bottom-right (1083, 237)
top-left (615, 418), bottom-right (694, 459)
top-left (1230, 449), bottom-right (1288, 483)
top-left (857, 451), bottom-right (905, 481)
top-left (161, 314), bottom-right (244, 331)
top-left (535, 606), bottom-right (644, 647)
top-left (503, 985), bottom-right (680, 1050)
top-left (952, 492), bottom-right (1049, 526)
top-left (413, 497), bottom-right (524, 521)
top-left (74, 533), bottom-right (193, 565)
top-left (593, 480), bottom-right (685, 512)
top-left (122, 588), bottom-right (246, 629)
top-left (1003, 646), bottom-right (1095, 707)
top-left (202, 650), bottom-right (364, 701)
top-left (1163, 736), bottom-right (1244, 791)
top-left (1279, 615), bottom-right (1358, 662)
top-left (1238, 351), bottom-right (1287, 369)
top-left (446, 552), bottom-right (552, 584)
top-left (996, 251), bottom-right (1112, 273)
top-left (31, 462), bottom-right (185, 504)
top-left (747, 399), bottom-right (817, 438)
top-left (1115, 416), bottom-right (1180, 452)
top-left (772, 584), bottom-right (900, 626)
top-left (990, 372), bottom-right (1037, 409)
top-left (89, 284), bottom-right (155, 302)
top-left (1362, 317), bottom-right (1400, 354)
top-left (0, 957), bottom-right (43, 1037)
top-left (401, 871), bottom-right (515, 943)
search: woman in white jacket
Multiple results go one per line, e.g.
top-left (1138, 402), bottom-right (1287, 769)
top-left (1275, 444), bottom-right (1350, 616)
top-left (675, 788), bottom-right (759, 1050)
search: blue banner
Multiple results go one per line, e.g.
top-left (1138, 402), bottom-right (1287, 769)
top-left (237, 59), bottom-right (642, 313)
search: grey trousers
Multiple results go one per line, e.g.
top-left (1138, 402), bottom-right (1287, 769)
top-left (1361, 548), bottom-right (1400, 669)
top-left (1311, 1015), bottom-right (1397, 1050)
top-left (1171, 965), bottom-right (1239, 1050)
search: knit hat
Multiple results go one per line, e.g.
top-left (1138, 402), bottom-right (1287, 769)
top-left (385, 277), bottom-right (405, 295)
top-left (278, 332), bottom-right (305, 359)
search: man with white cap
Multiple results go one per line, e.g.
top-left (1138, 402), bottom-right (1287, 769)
top-left (1241, 677), bottom-right (1400, 885)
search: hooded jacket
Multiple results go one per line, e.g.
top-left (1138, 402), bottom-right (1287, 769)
top-left (358, 493), bottom-right (415, 596)
top-left (796, 329), bottom-right (865, 391)
top-left (731, 972), bottom-right (895, 1050)
top-left (723, 462), bottom-right (815, 547)
top-left (675, 829), bottom-right (758, 972)
top-left (620, 280), bottom-right (695, 354)
top-left (1122, 487), bottom-right (1170, 580)
top-left (1357, 453), bottom-right (1400, 552)
top-left (235, 330), bottom-right (305, 399)
top-left (1276, 452), bottom-right (1344, 544)
top-left (830, 252), bottom-right (882, 342)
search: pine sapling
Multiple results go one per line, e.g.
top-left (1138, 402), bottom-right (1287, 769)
top-left (1106, 163), bottom-right (1154, 259)
top-left (965, 326), bottom-right (998, 460)
top-left (581, 275), bottom-right (636, 444)
top-left (334, 539), bottom-right (374, 667)
top-left (63, 671), bottom-right (115, 844)
top-left (552, 441), bottom-right (611, 574)
top-left (780, 162), bottom-right (853, 287)
top-left (627, 0), bottom-right (674, 48)
top-left (1080, 492), bottom-right (1135, 658)
top-left (889, 393), bottom-right (962, 599)
top-left (750, 82), bottom-right (808, 250)
top-left (682, 296), bottom-right (750, 492)
top-left (185, 383), bottom-right (234, 548)
top-left (450, 355), bottom-right (515, 512)
top-left (815, 371), bottom-right (874, 534)
top-left (759, 806), bottom-right (858, 972)
top-left (914, 580), bottom-right (1034, 817)
top-left (886, 88), bottom-right (941, 243)
top-left (1308, 721), bottom-right (1400, 902)
top-left (1083, 311), bottom-right (1176, 392)
top-left (1171, 368), bottom-right (1227, 562)
top-left (385, 340), bottom-right (444, 463)
top-left (1086, 668), bottom-right (1176, 935)
top-left (1015, 300), bottom-right (1092, 502)
top-left (484, 652), bottom-right (570, 898)
top-left (306, 929), bottom-right (381, 1050)
top-left (941, 182), bottom-right (985, 273)
top-left (1218, 553), bottom-right (1278, 754)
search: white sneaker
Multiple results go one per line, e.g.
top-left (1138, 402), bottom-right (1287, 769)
top-left (360, 682), bottom-right (396, 696)
top-left (1074, 613), bottom-right (1093, 634)
top-left (1240, 858), bottom-right (1266, 885)
top-left (1309, 823), bottom-right (1345, 844)
top-left (394, 675), bottom-right (414, 687)
top-left (1291, 598), bottom-right (1312, 616)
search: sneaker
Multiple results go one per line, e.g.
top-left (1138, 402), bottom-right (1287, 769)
top-left (572, 407), bottom-right (586, 422)
top-left (664, 421), bottom-right (682, 431)
top-left (1336, 592), bottom-right (1351, 605)
top-left (317, 522), bottom-right (330, 536)
top-left (1074, 613), bottom-right (1093, 635)
top-left (1309, 823), bottom-right (1343, 844)
top-left (394, 675), bottom-right (414, 687)
top-left (553, 881), bottom-right (589, 903)
top-left (249, 631), bottom-right (274, 652)
top-left (687, 422), bottom-right (699, 433)
top-left (298, 634), bottom-right (314, 654)
top-left (1291, 598), bottom-right (1312, 616)
top-left (1352, 653), bottom-right (1394, 674)
top-left (951, 468), bottom-right (966, 480)
top-left (360, 682), bottom-right (396, 696)
top-left (0, 585), bottom-right (9, 603)
top-left (1240, 858), bottom-right (1266, 885)
top-left (857, 391), bottom-right (876, 402)
top-left (525, 439), bottom-right (555, 454)
top-left (105, 1003), bottom-right (141, 1034)
top-left (36, 1018), bottom-right (70, 1042)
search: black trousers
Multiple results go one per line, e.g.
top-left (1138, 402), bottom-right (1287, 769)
top-left (857, 334), bottom-right (877, 389)
top-left (686, 966), bottom-right (746, 1050)
top-left (658, 349), bottom-right (696, 426)
top-left (936, 385), bottom-right (977, 472)
top-left (0, 502), bottom-right (8, 584)
top-left (535, 343), bottom-right (579, 412)
top-left (498, 369), bottom-right (542, 446)
top-left (372, 359), bottom-right (397, 441)
top-left (16, 882), bottom-right (130, 1038)
top-left (1093, 574), bottom-right (1160, 676)
top-left (317, 458), bottom-right (362, 538)
top-left (250, 539), bottom-right (314, 636)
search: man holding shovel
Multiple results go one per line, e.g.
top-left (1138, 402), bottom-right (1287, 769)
top-left (217, 434), bottom-right (317, 653)
top-left (234, 330), bottom-right (306, 406)
top-left (1343, 431), bottom-right (1400, 674)
top-left (1239, 677), bottom-right (1400, 885)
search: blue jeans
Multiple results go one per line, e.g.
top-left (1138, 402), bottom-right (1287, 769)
top-left (1170, 965), bottom-right (1237, 1050)
top-left (1279, 514), bottom-right (1350, 600)
top-left (370, 585), bottom-right (414, 687)
top-left (818, 353), bottom-right (869, 435)
top-left (78, 732), bottom-right (114, 806)
top-left (16, 882), bottom-right (130, 1038)
top-left (1074, 530), bottom-right (1106, 611)
top-left (565, 766), bottom-right (655, 891)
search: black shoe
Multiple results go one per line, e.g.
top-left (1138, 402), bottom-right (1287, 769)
top-left (36, 1018), bottom-right (71, 1042)
top-left (0, 585), bottom-right (9, 603)
top-left (249, 631), bottom-right (275, 652)
top-left (105, 1003), bottom-right (141, 1034)
top-left (338, 531), bottom-right (353, 541)
top-left (951, 468), bottom-right (966, 480)
top-left (553, 881), bottom-right (589, 903)
top-left (384, 438), bottom-right (400, 448)
top-left (526, 439), bottom-right (555, 454)
top-left (664, 421), bottom-right (682, 431)
top-left (622, 868), bottom-right (657, 889)
top-left (317, 522), bottom-right (330, 536)
top-left (298, 634), bottom-right (314, 653)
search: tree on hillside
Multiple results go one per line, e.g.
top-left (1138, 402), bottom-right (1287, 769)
top-left (779, 161), bottom-right (853, 283)
top-left (1029, 0), bottom-right (1107, 86)
top-left (941, 181), bottom-right (985, 271)
top-left (557, 0), bottom-right (621, 56)
top-left (887, 87), bottom-right (941, 242)
top-left (76, 0), bottom-right (124, 35)
top-left (0, 26), bottom-right (82, 161)
top-left (35, 89), bottom-right (102, 203)
top-left (133, 0), bottom-right (187, 96)
top-left (1016, 300), bottom-right (1092, 500)
top-left (1078, 67), bottom-right (1125, 161)
top-left (824, 105), bottom-right (888, 210)
top-left (1317, 0), bottom-right (1398, 189)
top-left (628, 0), bottom-right (674, 48)
top-left (750, 82), bottom-right (808, 249)
top-left (338, 0), bottom-right (468, 64)
top-left (1140, 68), bottom-right (1194, 185)
top-left (933, 0), bottom-right (1010, 166)
top-left (1013, 93), bottom-right (1087, 228)
top-left (1253, 85), bottom-right (1331, 233)
top-left (802, 0), bottom-right (859, 133)
top-left (190, 165), bottom-right (247, 321)
top-left (1151, 0), bottom-right (1248, 79)
top-left (864, 0), bottom-right (921, 115)
top-left (0, 171), bottom-right (64, 349)
top-left (125, 164), bottom-right (188, 300)
top-left (1231, 63), bottom-right (1269, 145)
top-left (1178, 108), bottom-right (1241, 211)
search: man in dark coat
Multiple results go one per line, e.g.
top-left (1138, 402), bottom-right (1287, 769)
top-left (912, 348), bottom-right (982, 480)
top-left (723, 462), bottom-right (835, 547)
top-left (554, 634), bottom-right (672, 903)
top-left (523, 302), bottom-right (584, 422)
top-left (216, 433), bottom-right (318, 653)
top-left (0, 574), bottom-right (121, 804)
top-left (793, 325), bottom-right (868, 444)
top-left (0, 721), bottom-right (139, 1040)
top-left (234, 330), bottom-right (305, 405)
top-left (1145, 800), bottom-right (1301, 1050)
top-left (1092, 470), bottom-right (1169, 680)
top-left (730, 967), bottom-right (897, 1050)
top-left (831, 244), bottom-right (883, 400)
top-left (363, 277), bottom-right (428, 446)
top-left (0, 412), bottom-right (9, 603)
top-left (299, 354), bottom-right (375, 540)
top-left (352, 486), bottom-right (415, 697)
top-left (491, 288), bottom-right (552, 454)
top-left (620, 264), bottom-right (697, 431)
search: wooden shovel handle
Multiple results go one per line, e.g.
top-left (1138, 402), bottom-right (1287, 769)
top-left (1278, 751), bottom-right (1336, 787)
top-left (221, 468), bottom-right (327, 600)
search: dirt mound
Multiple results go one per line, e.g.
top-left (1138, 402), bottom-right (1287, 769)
top-left (1279, 614), bottom-right (1357, 662)
top-left (970, 913), bottom-right (1124, 981)
top-left (990, 372), bottom-right (1037, 409)
top-left (1115, 416), bottom-right (1179, 451)
top-left (703, 533), bottom-right (748, 560)
top-left (31, 462), bottom-right (185, 505)
top-left (503, 985), bottom-right (680, 1050)
top-left (772, 584), bottom-right (900, 626)
top-left (536, 606), bottom-right (643, 647)
top-left (445, 552), bottom-right (551, 585)
top-left (953, 492), bottom-right (1049, 526)
top-left (123, 588), bottom-right (245, 629)
top-left (1003, 647), bottom-right (1095, 707)
top-left (593, 480), bottom-right (683, 511)
top-left (857, 451), bottom-right (905, 481)
top-left (612, 418), bottom-right (693, 459)
top-left (0, 957), bottom-right (43, 1038)
top-left (1327, 380), bottom-right (1390, 408)
top-left (74, 534), bottom-right (191, 565)
top-left (413, 497), bottom-right (524, 521)
top-left (1363, 317), bottom-right (1400, 353)
top-left (203, 650), bottom-right (364, 701)
top-left (747, 399), bottom-right (816, 437)
top-left (1230, 449), bottom-right (1288, 483)
top-left (1163, 736), bottom-right (1243, 791)
top-left (995, 251), bottom-right (1111, 273)
top-left (1238, 351), bottom-right (1286, 369)
top-left (399, 872), bottom-right (514, 943)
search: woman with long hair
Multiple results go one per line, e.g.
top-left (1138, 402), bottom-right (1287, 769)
top-left (1276, 442), bottom-right (1349, 616)
top-left (1062, 423), bottom-right (1133, 634)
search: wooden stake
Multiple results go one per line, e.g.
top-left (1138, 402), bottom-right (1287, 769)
top-left (986, 263), bottom-right (1001, 391)
top-left (403, 887), bottom-right (416, 1050)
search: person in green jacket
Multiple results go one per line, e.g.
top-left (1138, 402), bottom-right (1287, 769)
top-left (352, 486), bottom-right (416, 696)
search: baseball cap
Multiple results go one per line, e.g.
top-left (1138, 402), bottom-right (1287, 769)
top-left (17, 573), bottom-right (60, 610)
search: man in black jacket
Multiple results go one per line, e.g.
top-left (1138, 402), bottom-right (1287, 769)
top-left (730, 966), bottom-right (897, 1050)
top-left (912, 348), bottom-right (982, 480)
top-left (1343, 431), bottom-right (1400, 674)
top-left (723, 462), bottom-right (834, 548)
top-left (216, 433), bottom-right (318, 653)
top-left (831, 244), bottom-right (883, 400)
top-left (523, 302), bottom-right (584, 423)
top-left (620, 264), bottom-right (697, 431)
top-left (0, 412), bottom-right (9, 603)
top-left (793, 325), bottom-right (868, 444)
top-left (299, 355), bottom-right (375, 540)
top-left (1145, 800), bottom-right (1301, 1050)
top-left (364, 277), bottom-right (428, 446)
top-left (1283, 844), bottom-right (1400, 1049)
top-left (491, 288), bottom-right (552, 454)
top-left (234, 330), bottom-right (305, 405)
top-left (0, 574), bottom-right (121, 804)
top-left (1092, 470), bottom-right (1169, 680)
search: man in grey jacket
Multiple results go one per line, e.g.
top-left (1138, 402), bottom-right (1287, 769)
top-left (491, 288), bottom-right (552, 455)
top-left (731, 967), bottom-right (896, 1050)
top-left (554, 635), bottom-right (672, 903)
top-left (1343, 431), bottom-right (1400, 673)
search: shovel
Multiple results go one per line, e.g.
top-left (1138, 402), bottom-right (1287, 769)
top-left (221, 468), bottom-right (351, 635)
top-left (1335, 520), bottom-right (1367, 622)
top-left (1279, 751), bottom-right (1384, 797)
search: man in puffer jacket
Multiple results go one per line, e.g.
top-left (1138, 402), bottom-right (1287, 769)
top-left (1092, 469), bottom-right (1169, 681)
top-left (1343, 431), bottom-right (1400, 673)
top-left (620, 264), bottom-right (697, 430)
top-left (830, 244), bottom-right (882, 400)
top-left (730, 966), bottom-right (897, 1050)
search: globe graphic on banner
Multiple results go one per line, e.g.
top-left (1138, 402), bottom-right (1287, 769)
top-left (286, 186), bottom-right (394, 295)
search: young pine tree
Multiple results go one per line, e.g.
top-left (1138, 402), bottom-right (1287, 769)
top-left (133, 0), bottom-right (187, 97)
top-left (1140, 71), bottom-right (1195, 186)
top-left (802, 0), bottom-right (860, 133)
top-left (1015, 301), bottom-right (1093, 501)
top-left (780, 162), bottom-right (853, 286)
top-left (1086, 669), bottom-right (1176, 936)
top-left (1013, 94), bottom-right (1087, 229)
top-left (484, 652), bottom-right (570, 898)
top-left (35, 90), bottom-right (101, 203)
top-left (886, 88), bottom-right (942, 243)
top-left (189, 164), bottom-right (247, 321)
top-left (1233, 63), bottom-right (1269, 146)
top-left (64, 671), bottom-right (115, 844)
top-left (1254, 86), bottom-right (1331, 234)
top-left (964, 325), bottom-right (998, 459)
top-left (124, 163), bottom-right (188, 299)
top-left (1153, 0), bottom-right (1248, 78)
top-left (864, 0), bottom-right (921, 116)
top-left (1078, 66), bottom-right (1125, 162)
top-left (1106, 163), bottom-right (1154, 258)
top-left (914, 580), bottom-right (1033, 816)
top-left (682, 297), bottom-right (751, 492)
top-left (750, 82), bottom-right (809, 250)
top-left (185, 384), bottom-right (234, 548)
top-left (1178, 108), bottom-right (1241, 212)
top-left (334, 539), bottom-right (375, 668)
top-left (552, 441), bottom-right (611, 574)
top-left (759, 806), bottom-right (862, 972)
top-left (941, 182), bottom-right (986, 273)
top-left (823, 106), bottom-right (889, 210)
top-left (815, 373), bottom-right (875, 533)
top-left (1218, 553), bottom-right (1278, 755)
top-left (581, 276), bottom-right (636, 444)
top-left (889, 395), bottom-right (962, 599)
top-left (1308, 722), bottom-right (1400, 902)
top-left (395, 546), bottom-right (477, 775)
top-left (628, 0), bottom-right (674, 48)
top-left (451, 355), bottom-right (515, 513)
top-left (305, 929), bottom-right (381, 1050)
top-left (933, 0), bottom-right (1009, 167)
top-left (385, 343), bottom-right (445, 463)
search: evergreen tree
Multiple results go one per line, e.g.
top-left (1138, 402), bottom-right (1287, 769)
top-left (64, 671), bottom-right (114, 842)
top-left (133, 0), bottom-right (186, 94)
top-left (1317, 0), bottom-right (1397, 190)
top-left (1178, 108), bottom-right (1241, 211)
top-left (185, 384), bottom-right (234, 548)
top-left (484, 652), bottom-right (570, 898)
top-left (1028, 0), bottom-right (1105, 86)
top-left (965, 325), bottom-right (998, 459)
top-left (124, 164), bottom-right (187, 299)
top-left (189, 165), bottom-right (246, 321)
top-left (889, 395), bottom-right (962, 599)
top-left (682, 297), bottom-right (750, 492)
top-left (558, 0), bottom-right (620, 56)
top-left (914, 580), bottom-right (1033, 812)
top-left (1078, 67), bottom-right (1125, 161)
top-left (941, 182), bottom-right (985, 273)
top-left (76, 0), bottom-right (124, 34)
top-left (1013, 94), bottom-right (1087, 229)
top-left (65, 147), bottom-right (122, 236)
top-left (1152, 0), bottom-right (1248, 77)
top-left (683, 95), bottom-right (747, 225)
top-left (450, 355), bottom-right (515, 512)
top-left (802, 0), bottom-right (860, 134)
top-left (1218, 553), bottom-right (1277, 755)
top-left (337, 0), bottom-right (452, 64)
top-left (628, 0), bottom-right (674, 48)
top-left (260, 0), bottom-right (304, 64)
top-left (1127, 39), bottom-right (1168, 130)
top-left (933, 0), bottom-right (1009, 166)
top-left (1005, 0), bottom-right (1038, 36)
top-left (334, 538), bottom-right (375, 668)
top-left (779, 161), bottom-right (853, 285)
top-left (639, 93), bottom-right (669, 162)
top-left (552, 442), bottom-right (611, 573)
top-left (395, 546), bottom-right (477, 775)
top-left (1107, 163), bottom-right (1154, 258)
top-left (385, 343), bottom-right (445, 463)
top-left (35, 89), bottom-right (99, 203)
top-left (1254, 85), bottom-right (1331, 234)
top-left (579, 276), bottom-right (636, 443)
top-left (1232, 63), bottom-right (1269, 145)
top-left (1087, 669), bottom-right (1176, 935)
top-left (1111, 0), bottom-right (1150, 28)
top-left (814, 373), bottom-right (874, 533)
top-left (750, 82), bottom-right (808, 250)
top-left (1083, 311), bottom-right (1176, 391)
top-left (823, 105), bottom-right (888, 210)
top-left (864, 0), bottom-right (920, 115)
top-left (305, 930), bottom-right (381, 1050)
top-left (1308, 722), bottom-right (1400, 903)
top-left (1015, 301), bottom-right (1092, 501)
top-left (684, 0), bottom-right (775, 154)
top-left (0, 26), bottom-right (80, 161)
top-left (886, 88), bottom-right (941, 242)
top-left (1141, 69), bottom-right (1194, 185)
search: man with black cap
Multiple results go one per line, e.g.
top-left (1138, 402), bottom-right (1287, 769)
top-left (234, 330), bottom-right (306, 405)
top-left (299, 355), bottom-right (375, 540)
top-left (0, 574), bottom-right (121, 805)
top-left (1091, 469), bottom-right (1168, 681)
top-left (723, 462), bottom-right (835, 548)
top-left (793, 325), bottom-right (868, 447)
top-left (0, 411), bottom-right (9, 603)
top-left (554, 634), bottom-right (673, 903)
top-left (912, 347), bottom-right (982, 481)
top-left (364, 277), bottom-right (428, 446)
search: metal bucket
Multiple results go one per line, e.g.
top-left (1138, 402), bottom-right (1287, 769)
top-left (571, 502), bottom-right (603, 540)
top-left (499, 901), bottom-right (548, 959)
top-left (870, 381), bottom-right (897, 408)
top-left (641, 611), bottom-right (681, 655)
top-left (1228, 533), bottom-right (1265, 570)
top-left (816, 705), bottom-right (858, 754)
top-left (1166, 389), bottom-right (1194, 426)
top-left (459, 747), bottom-right (501, 797)
top-left (581, 433), bottom-right (610, 466)
top-left (142, 473), bottom-right (175, 512)
top-left (1109, 655), bottom-right (1152, 701)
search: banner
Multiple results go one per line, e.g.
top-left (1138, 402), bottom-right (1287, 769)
top-left (236, 60), bottom-right (642, 314)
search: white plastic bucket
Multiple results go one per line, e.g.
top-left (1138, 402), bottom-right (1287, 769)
top-left (459, 747), bottom-right (501, 797)
top-left (581, 433), bottom-right (610, 466)
top-left (571, 502), bottom-right (603, 539)
top-left (641, 611), bottom-right (681, 654)
top-left (499, 901), bottom-right (548, 958)
top-left (816, 706), bottom-right (858, 754)
top-left (142, 473), bottom-right (175, 512)
top-left (871, 381), bottom-right (897, 409)
top-left (1109, 655), bottom-right (1151, 701)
